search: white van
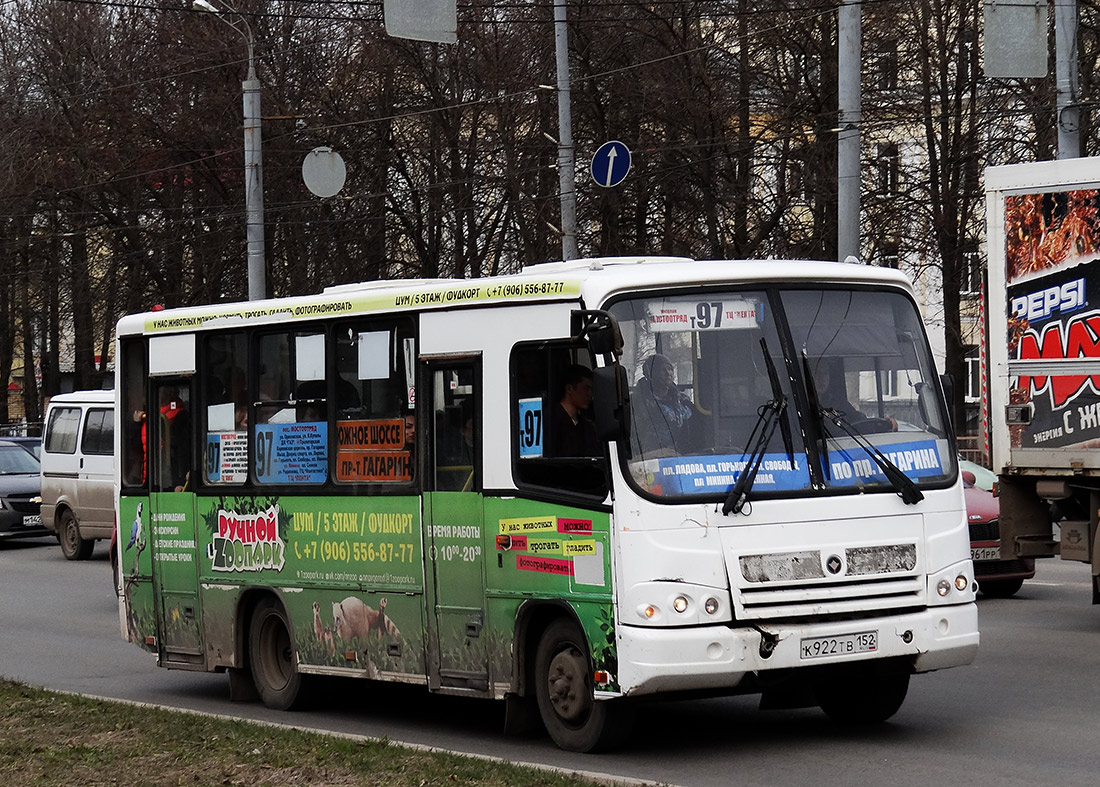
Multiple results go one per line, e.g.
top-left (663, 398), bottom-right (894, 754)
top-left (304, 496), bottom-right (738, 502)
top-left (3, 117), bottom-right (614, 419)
top-left (40, 389), bottom-right (115, 560)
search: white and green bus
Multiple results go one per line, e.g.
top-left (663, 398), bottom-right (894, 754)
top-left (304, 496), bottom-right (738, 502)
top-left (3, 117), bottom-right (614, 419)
top-left (115, 256), bottom-right (978, 752)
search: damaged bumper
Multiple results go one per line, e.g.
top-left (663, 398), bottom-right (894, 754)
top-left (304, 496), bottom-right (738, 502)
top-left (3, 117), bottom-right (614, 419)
top-left (615, 601), bottom-right (979, 697)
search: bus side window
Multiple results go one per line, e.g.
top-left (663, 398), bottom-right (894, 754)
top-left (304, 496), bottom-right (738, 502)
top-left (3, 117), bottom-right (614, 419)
top-left (510, 341), bottom-right (608, 499)
top-left (202, 332), bottom-right (248, 486)
top-left (120, 339), bottom-right (148, 489)
top-left (333, 320), bottom-right (416, 486)
top-left (254, 330), bottom-right (329, 485)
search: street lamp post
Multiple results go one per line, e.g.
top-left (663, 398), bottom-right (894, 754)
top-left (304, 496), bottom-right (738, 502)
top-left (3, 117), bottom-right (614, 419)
top-left (193, 0), bottom-right (266, 301)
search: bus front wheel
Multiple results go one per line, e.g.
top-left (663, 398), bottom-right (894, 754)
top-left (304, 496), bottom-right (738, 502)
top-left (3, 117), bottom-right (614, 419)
top-left (249, 598), bottom-right (304, 711)
top-left (534, 619), bottom-right (630, 752)
top-left (815, 660), bottom-right (910, 725)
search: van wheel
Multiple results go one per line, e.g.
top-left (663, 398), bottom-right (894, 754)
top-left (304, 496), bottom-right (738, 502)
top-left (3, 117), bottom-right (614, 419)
top-left (534, 619), bottom-right (631, 752)
top-left (59, 510), bottom-right (94, 561)
top-left (249, 598), bottom-right (306, 710)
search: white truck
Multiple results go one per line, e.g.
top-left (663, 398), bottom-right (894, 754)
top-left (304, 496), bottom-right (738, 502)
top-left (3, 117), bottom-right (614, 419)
top-left (986, 158), bottom-right (1100, 600)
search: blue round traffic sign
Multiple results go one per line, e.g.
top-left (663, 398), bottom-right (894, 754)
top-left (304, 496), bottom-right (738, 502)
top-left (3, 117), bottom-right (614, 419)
top-left (591, 140), bottom-right (631, 188)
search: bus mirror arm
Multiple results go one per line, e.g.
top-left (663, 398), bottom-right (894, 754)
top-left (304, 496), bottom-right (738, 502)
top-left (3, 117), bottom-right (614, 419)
top-left (571, 310), bottom-right (623, 357)
top-left (593, 365), bottom-right (631, 447)
top-left (939, 373), bottom-right (955, 429)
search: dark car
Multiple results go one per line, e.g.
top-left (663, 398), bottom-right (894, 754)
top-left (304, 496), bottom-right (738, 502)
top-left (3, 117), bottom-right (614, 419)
top-left (965, 470), bottom-right (1035, 597)
top-left (0, 440), bottom-right (48, 541)
top-left (3, 436), bottom-right (41, 461)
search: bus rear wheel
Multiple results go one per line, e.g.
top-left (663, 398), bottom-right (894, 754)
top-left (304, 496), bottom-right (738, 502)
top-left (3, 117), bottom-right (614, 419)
top-left (534, 619), bottom-right (630, 752)
top-left (815, 660), bottom-right (910, 725)
top-left (59, 509), bottom-right (94, 561)
top-left (249, 598), bottom-right (304, 711)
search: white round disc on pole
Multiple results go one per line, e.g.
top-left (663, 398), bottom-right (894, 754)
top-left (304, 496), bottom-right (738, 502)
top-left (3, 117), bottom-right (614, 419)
top-left (302, 146), bottom-right (347, 198)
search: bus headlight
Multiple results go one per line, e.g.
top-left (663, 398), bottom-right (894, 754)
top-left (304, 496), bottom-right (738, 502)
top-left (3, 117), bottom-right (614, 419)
top-left (626, 582), bottom-right (731, 625)
top-left (928, 561), bottom-right (975, 604)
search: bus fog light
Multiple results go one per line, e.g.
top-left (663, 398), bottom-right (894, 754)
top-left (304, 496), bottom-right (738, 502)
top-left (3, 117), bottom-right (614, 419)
top-left (954, 574), bottom-right (969, 591)
top-left (673, 596), bottom-right (688, 613)
top-left (704, 597), bottom-right (719, 615)
top-left (937, 579), bottom-right (951, 597)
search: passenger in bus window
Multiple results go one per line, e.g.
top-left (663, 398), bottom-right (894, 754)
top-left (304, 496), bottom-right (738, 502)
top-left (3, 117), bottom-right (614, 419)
top-left (814, 360), bottom-right (896, 433)
top-left (159, 386), bottom-right (191, 491)
top-left (547, 364), bottom-right (599, 457)
top-left (814, 361), bottom-right (862, 420)
top-left (295, 380), bottom-right (327, 422)
top-left (633, 354), bottom-right (692, 455)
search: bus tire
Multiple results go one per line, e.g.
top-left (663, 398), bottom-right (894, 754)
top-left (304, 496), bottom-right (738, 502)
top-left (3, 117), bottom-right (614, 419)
top-left (815, 660), bottom-right (910, 725)
top-left (534, 619), bottom-right (630, 752)
top-left (59, 509), bottom-right (94, 561)
top-left (249, 598), bottom-right (305, 711)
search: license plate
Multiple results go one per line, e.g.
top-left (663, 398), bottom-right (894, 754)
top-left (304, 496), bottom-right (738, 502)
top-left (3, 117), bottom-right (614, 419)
top-left (800, 631), bottom-right (877, 660)
top-left (22, 515), bottom-right (41, 527)
top-left (971, 546), bottom-right (1000, 561)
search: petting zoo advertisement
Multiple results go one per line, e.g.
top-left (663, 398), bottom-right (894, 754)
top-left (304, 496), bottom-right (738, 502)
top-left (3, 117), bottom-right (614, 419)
top-left (1006, 188), bottom-right (1100, 449)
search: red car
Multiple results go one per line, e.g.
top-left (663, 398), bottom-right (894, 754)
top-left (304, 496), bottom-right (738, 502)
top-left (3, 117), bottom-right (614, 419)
top-left (964, 470), bottom-right (1035, 597)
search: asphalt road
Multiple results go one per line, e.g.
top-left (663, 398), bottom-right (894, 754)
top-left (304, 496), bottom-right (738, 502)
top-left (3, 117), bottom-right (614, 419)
top-left (3, 536), bottom-right (1100, 787)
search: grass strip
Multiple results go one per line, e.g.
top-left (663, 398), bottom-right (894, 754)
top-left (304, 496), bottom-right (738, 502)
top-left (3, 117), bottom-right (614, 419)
top-left (0, 679), bottom-right (619, 787)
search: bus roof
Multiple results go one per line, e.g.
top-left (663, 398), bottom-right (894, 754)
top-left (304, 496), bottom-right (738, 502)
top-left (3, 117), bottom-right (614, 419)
top-left (115, 257), bottom-right (913, 337)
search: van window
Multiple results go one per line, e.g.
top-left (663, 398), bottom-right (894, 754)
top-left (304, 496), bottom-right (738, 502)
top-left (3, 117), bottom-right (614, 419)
top-left (81, 409), bottom-right (114, 456)
top-left (45, 407), bottom-right (82, 454)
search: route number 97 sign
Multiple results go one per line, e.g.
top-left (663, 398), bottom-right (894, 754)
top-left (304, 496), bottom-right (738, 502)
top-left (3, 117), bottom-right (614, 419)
top-left (518, 398), bottom-right (544, 458)
top-left (644, 298), bottom-right (762, 332)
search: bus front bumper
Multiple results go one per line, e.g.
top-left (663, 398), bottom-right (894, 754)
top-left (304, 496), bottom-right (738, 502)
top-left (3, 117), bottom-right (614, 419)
top-left (614, 602), bottom-right (978, 697)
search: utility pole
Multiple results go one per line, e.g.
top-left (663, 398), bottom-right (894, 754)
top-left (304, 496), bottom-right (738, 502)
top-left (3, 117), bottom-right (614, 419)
top-left (1055, 0), bottom-right (1080, 160)
top-left (553, 0), bottom-right (578, 262)
top-left (837, 0), bottom-right (861, 262)
top-left (194, 0), bottom-right (267, 301)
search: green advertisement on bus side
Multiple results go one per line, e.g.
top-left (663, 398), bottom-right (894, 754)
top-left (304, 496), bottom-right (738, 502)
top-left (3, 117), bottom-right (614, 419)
top-left (189, 495), bottom-right (423, 589)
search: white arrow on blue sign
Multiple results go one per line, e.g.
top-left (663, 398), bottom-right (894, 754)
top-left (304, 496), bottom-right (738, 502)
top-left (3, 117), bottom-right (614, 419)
top-left (590, 140), bottom-right (631, 188)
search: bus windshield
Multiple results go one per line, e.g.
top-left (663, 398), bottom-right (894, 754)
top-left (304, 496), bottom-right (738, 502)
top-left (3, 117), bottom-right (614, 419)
top-left (609, 286), bottom-right (955, 501)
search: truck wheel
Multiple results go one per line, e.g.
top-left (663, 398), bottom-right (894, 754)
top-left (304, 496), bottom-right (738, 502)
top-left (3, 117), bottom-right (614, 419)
top-left (534, 619), bottom-right (630, 752)
top-left (815, 660), bottom-right (910, 725)
top-left (979, 577), bottom-right (1024, 598)
top-left (59, 509), bottom-right (94, 561)
top-left (249, 598), bottom-right (306, 710)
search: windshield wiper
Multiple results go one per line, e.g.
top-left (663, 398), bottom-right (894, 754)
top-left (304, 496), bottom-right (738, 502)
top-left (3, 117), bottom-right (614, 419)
top-left (723, 338), bottom-right (789, 516)
top-left (801, 351), bottom-right (828, 482)
top-left (819, 408), bottom-right (924, 505)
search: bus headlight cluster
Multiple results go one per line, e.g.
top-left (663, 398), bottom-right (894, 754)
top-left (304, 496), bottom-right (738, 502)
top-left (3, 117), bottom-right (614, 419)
top-left (637, 593), bottom-right (724, 622)
top-left (931, 565), bottom-right (974, 601)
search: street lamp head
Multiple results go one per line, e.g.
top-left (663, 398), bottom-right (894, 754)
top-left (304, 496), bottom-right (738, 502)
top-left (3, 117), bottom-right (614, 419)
top-left (192, 0), bottom-right (217, 11)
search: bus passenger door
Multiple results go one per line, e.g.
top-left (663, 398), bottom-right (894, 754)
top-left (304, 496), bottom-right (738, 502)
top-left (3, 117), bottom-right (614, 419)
top-left (148, 375), bottom-right (204, 667)
top-left (424, 359), bottom-right (488, 692)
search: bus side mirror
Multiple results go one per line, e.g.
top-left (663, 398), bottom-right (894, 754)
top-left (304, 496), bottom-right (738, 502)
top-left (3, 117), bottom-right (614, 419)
top-left (593, 365), bottom-right (631, 443)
